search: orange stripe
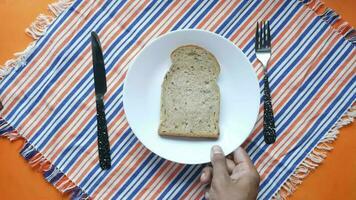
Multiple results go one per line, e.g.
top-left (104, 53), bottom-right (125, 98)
top-left (195, 187), bottom-right (206, 200)
top-left (39, 0), bottom-right (136, 155)
top-left (196, 0), bottom-right (226, 29)
top-left (63, 0), bottom-right (179, 178)
top-left (22, 1), bottom-right (136, 139)
top-left (149, 164), bottom-right (185, 199)
top-left (180, 177), bottom-right (202, 199)
top-left (231, 0), bottom-right (281, 45)
top-left (250, 32), bottom-right (337, 142)
top-left (91, 145), bottom-right (146, 197)
top-left (259, 55), bottom-right (354, 179)
top-left (91, 2), bottom-right (190, 196)
top-left (157, 1), bottom-right (194, 37)
top-left (208, 0), bottom-right (240, 32)
top-left (98, 2), bottom-right (238, 197)
top-left (101, 2), bottom-right (247, 196)
top-left (102, 147), bottom-right (151, 199)
top-left (65, 110), bottom-right (127, 176)
top-left (2, 1), bottom-right (98, 115)
top-left (134, 161), bottom-right (172, 199)
top-left (245, 12), bottom-right (325, 140)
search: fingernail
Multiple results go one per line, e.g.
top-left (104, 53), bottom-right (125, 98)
top-left (212, 145), bottom-right (223, 154)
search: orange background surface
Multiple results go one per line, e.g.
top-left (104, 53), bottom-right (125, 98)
top-left (0, 0), bottom-right (355, 199)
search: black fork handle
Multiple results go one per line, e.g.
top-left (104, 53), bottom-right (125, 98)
top-left (263, 73), bottom-right (276, 144)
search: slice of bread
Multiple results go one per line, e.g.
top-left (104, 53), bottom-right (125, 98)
top-left (158, 45), bottom-right (220, 139)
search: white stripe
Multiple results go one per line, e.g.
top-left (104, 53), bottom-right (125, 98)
top-left (91, 1), bottom-right (216, 197)
top-left (258, 53), bottom-right (354, 175)
top-left (248, 20), bottom-right (328, 155)
top-left (8, 1), bottom-right (120, 124)
top-left (1, 1), bottom-right (93, 103)
top-left (31, 0), bottom-right (140, 153)
top-left (79, 127), bottom-right (137, 190)
top-left (28, 0), bottom-right (152, 145)
top-left (251, 37), bottom-right (348, 160)
top-left (166, 166), bottom-right (200, 199)
top-left (96, 146), bottom-right (147, 199)
top-left (114, 155), bottom-right (162, 199)
top-left (260, 84), bottom-right (355, 199)
top-left (234, 0), bottom-right (280, 46)
top-left (160, 166), bottom-right (196, 198)
top-left (62, 0), bottom-right (181, 186)
top-left (244, 1), bottom-right (298, 58)
top-left (178, 1), bottom-right (208, 28)
top-left (241, 11), bottom-right (331, 146)
top-left (142, 163), bottom-right (180, 199)
top-left (69, 116), bottom-right (127, 180)
top-left (219, 1), bottom-right (252, 35)
top-left (203, 0), bottom-right (229, 30)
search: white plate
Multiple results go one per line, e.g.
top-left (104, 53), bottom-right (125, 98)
top-left (123, 29), bottom-right (259, 164)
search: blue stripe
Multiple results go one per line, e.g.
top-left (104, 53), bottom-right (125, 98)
top-left (188, 0), bottom-right (218, 29)
top-left (171, 165), bottom-right (203, 199)
top-left (244, 1), bottom-right (299, 58)
top-left (85, 0), bottom-right (221, 195)
top-left (246, 21), bottom-right (336, 153)
top-left (123, 158), bottom-right (166, 199)
top-left (215, 1), bottom-right (251, 34)
top-left (7, 0), bottom-right (122, 124)
top-left (0, 126), bottom-right (15, 135)
top-left (157, 165), bottom-right (192, 199)
top-left (258, 45), bottom-right (352, 191)
top-left (0, 0), bottom-right (84, 90)
top-left (270, 23), bottom-right (329, 89)
top-left (85, 130), bottom-right (138, 193)
top-left (224, 0), bottom-right (261, 38)
top-left (58, 85), bottom-right (124, 168)
top-left (263, 81), bottom-right (355, 198)
top-left (61, 1), bottom-right (174, 189)
top-left (249, 39), bottom-right (348, 160)
top-left (30, 0), bottom-right (160, 148)
top-left (111, 154), bottom-right (159, 199)
top-left (171, 0), bottom-right (204, 31)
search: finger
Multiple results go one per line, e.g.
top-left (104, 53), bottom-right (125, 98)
top-left (233, 147), bottom-right (254, 166)
top-left (210, 145), bottom-right (229, 180)
top-left (200, 166), bottom-right (213, 184)
top-left (226, 158), bottom-right (235, 174)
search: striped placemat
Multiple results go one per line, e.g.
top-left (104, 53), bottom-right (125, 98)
top-left (0, 0), bottom-right (355, 199)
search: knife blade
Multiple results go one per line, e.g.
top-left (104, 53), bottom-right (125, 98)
top-left (91, 31), bottom-right (111, 170)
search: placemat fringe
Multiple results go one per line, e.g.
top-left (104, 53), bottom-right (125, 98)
top-left (272, 2), bottom-right (356, 198)
top-left (0, 0), bottom-right (88, 199)
top-left (274, 105), bottom-right (355, 200)
top-left (302, 0), bottom-right (355, 42)
top-left (0, 0), bottom-right (73, 81)
top-left (0, 116), bottom-right (89, 199)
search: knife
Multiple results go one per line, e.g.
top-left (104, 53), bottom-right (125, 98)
top-left (91, 32), bottom-right (111, 170)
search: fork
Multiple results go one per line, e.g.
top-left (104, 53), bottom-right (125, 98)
top-left (255, 21), bottom-right (276, 144)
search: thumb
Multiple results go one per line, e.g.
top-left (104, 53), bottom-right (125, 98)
top-left (210, 145), bottom-right (229, 181)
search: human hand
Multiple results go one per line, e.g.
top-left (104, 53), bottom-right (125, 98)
top-left (200, 145), bottom-right (260, 200)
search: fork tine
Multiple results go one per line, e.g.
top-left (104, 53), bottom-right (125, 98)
top-left (259, 21), bottom-right (263, 48)
top-left (255, 22), bottom-right (259, 50)
top-left (266, 20), bottom-right (271, 47)
top-left (263, 21), bottom-right (268, 48)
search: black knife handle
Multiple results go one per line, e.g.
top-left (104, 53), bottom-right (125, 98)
top-left (96, 97), bottom-right (111, 169)
top-left (263, 73), bottom-right (276, 144)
